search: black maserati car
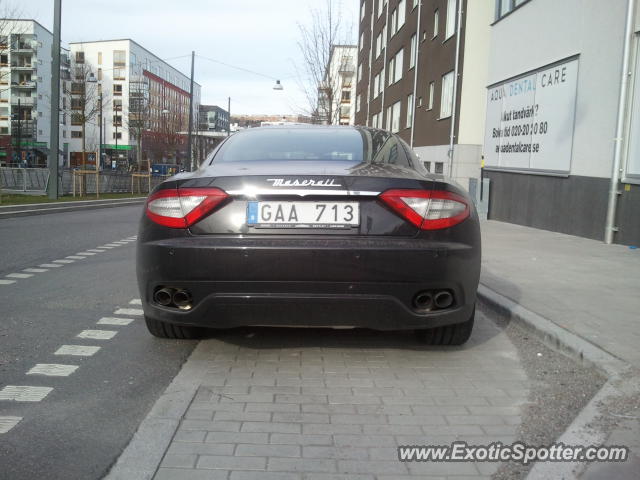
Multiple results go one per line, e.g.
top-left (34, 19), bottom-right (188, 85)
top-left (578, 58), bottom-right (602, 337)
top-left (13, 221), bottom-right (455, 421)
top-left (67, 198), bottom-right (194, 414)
top-left (137, 126), bottom-right (481, 345)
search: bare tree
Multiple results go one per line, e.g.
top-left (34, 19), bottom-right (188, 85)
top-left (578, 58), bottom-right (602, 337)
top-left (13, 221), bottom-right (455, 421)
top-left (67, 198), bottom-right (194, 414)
top-left (295, 0), bottom-right (354, 124)
top-left (127, 75), bottom-right (151, 172)
top-left (69, 55), bottom-right (103, 169)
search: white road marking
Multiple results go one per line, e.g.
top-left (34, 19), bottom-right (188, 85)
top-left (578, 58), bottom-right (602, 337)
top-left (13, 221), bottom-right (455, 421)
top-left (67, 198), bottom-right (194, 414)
top-left (129, 299), bottom-right (142, 305)
top-left (66, 256), bottom-right (85, 260)
top-left (99, 246), bottom-right (115, 249)
top-left (113, 241), bottom-right (129, 245)
top-left (53, 259), bottom-right (74, 264)
top-left (27, 364), bottom-right (79, 377)
top-left (114, 308), bottom-right (143, 316)
top-left (77, 330), bottom-right (117, 340)
top-left (76, 252), bottom-right (97, 256)
top-left (0, 386), bottom-right (53, 402)
top-left (0, 280), bottom-right (16, 285)
top-left (104, 243), bottom-right (121, 247)
top-left (0, 416), bottom-right (22, 434)
top-left (87, 249), bottom-right (105, 253)
top-left (39, 264), bottom-right (63, 268)
top-left (97, 317), bottom-right (134, 326)
top-left (6, 273), bottom-right (33, 279)
top-left (23, 268), bottom-right (48, 273)
top-left (55, 345), bottom-right (100, 356)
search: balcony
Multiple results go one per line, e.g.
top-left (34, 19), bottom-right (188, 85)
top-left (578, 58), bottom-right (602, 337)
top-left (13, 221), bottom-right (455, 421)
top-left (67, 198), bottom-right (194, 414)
top-left (11, 81), bottom-right (36, 89)
top-left (10, 63), bottom-right (36, 71)
top-left (11, 43), bottom-right (35, 53)
top-left (11, 97), bottom-right (36, 107)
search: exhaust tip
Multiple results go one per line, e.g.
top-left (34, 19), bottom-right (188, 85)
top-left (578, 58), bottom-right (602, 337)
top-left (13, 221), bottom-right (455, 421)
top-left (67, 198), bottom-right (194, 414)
top-left (173, 289), bottom-right (193, 310)
top-left (154, 288), bottom-right (173, 306)
top-left (413, 292), bottom-right (434, 311)
top-left (434, 291), bottom-right (454, 309)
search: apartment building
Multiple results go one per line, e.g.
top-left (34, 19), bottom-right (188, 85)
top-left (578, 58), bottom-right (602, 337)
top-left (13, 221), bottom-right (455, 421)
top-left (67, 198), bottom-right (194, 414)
top-left (0, 19), bottom-right (70, 167)
top-left (67, 39), bottom-right (201, 170)
top-left (355, 0), bottom-right (492, 187)
top-left (483, 0), bottom-right (639, 245)
top-left (199, 105), bottom-right (229, 133)
top-left (319, 45), bottom-right (357, 125)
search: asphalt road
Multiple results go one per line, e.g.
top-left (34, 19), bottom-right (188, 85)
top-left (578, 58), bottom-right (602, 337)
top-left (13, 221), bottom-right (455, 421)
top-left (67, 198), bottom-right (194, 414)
top-left (0, 206), bottom-right (196, 480)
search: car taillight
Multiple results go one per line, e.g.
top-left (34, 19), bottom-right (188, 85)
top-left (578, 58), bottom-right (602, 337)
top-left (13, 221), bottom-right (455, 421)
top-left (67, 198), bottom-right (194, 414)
top-left (146, 187), bottom-right (229, 228)
top-left (379, 189), bottom-right (470, 230)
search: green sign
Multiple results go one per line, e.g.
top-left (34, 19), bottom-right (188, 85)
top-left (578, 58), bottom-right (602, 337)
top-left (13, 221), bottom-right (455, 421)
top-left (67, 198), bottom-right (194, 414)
top-left (12, 141), bottom-right (48, 147)
top-left (101, 144), bottom-right (133, 151)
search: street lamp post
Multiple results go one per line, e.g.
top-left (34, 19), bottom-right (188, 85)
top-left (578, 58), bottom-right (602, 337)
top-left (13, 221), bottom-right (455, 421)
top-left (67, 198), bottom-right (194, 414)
top-left (47, 0), bottom-right (62, 199)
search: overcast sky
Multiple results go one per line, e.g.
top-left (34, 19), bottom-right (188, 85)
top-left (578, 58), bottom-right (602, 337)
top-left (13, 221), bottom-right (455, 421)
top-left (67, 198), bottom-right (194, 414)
top-left (8, 0), bottom-right (357, 115)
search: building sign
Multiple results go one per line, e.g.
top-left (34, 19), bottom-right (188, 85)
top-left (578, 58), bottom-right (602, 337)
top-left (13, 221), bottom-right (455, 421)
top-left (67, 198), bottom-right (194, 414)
top-left (484, 58), bottom-right (579, 173)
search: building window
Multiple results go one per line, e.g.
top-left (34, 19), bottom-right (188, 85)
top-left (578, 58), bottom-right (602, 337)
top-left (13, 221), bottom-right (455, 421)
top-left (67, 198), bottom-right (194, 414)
top-left (112, 132), bottom-right (122, 140)
top-left (97, 68), bottom-right (102, 81)
top-left (434, 162), bottom-right (444, 174)
top-left (377, 0), bottom-right (386, 18)
top-left (360, 32), bottom-right (364, 51)
top-left (71, 98), bottom-right (83, 110)
top-left (373, 73), bottom-right (380, 98)
top-left (389, 49), bottom-right (403, 85)
top-left (433, 9), bottom-right (439, 38)
top-left (113, 84), bottom-right (123, 96)
top-left (113, 99), bottom-right (122, 111)
top-left (424, 161), bottom-right (431, 172)
top-left (356, 94), bottom-right (361, 112)
top-left (406, 94), bottom-right (413, 128)
top-left (391, 8), bottom-right (398, 34)
top-left (98, 52), bottom-right (102, 65)
top-left (495, 0), bottom-right (530, 20)
top-left (440, 71), bottom-right (454, 118)
top-left (391, 100), bottom-right (401, 133)
top-left (445, 0), bottom-right (456, 39)
top-left (409, 33), bottom-right (417, 69)
top-left (386, 105), bottom-right (392, 131)
top-left (428, 81), bottom-right (435, 110)
top-left (113, 50), bottom-right (126, 67)
top-left (71, 130), bottom-right (82, 138)
top-left (113, 115), bottom-right (122, 127)
top-left (397, 0), bottom-right (406, 31)
top-left (360, 0), bottom-right (366, 20)
top-left (357, 62), bottom-right (362, 83)
top-left (75, 51), bottom-right (84, 63)
top-left (113, 68), bottom-right (125, 80)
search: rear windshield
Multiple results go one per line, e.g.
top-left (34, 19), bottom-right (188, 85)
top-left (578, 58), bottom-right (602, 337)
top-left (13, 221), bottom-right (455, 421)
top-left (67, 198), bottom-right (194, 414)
top-left (211, 128), bottom-right (365, 163)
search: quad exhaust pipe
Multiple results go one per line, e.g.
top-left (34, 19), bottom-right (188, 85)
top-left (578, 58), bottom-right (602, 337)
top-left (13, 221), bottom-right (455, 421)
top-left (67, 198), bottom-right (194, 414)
top-left (153, 287), bottom-right (193, 310)
top-left (413, 290), bottom-right (454, 312)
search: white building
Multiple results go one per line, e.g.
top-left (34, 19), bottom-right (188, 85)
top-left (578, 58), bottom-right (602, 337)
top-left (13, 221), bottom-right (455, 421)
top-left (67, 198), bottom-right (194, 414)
top-left (319, 45), bottom-right (357, 125)
top-left (67, 39), bottom-right (201, 169)
top-left (0, 19), bottom-right (70, 166)
top-left (483, 0), bottom-right (639, 246)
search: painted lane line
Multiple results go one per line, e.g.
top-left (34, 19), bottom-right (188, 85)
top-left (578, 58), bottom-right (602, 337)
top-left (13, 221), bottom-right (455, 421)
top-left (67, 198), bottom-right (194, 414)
top-left (99, 246), bottom-right (115, 249)
top-left (77, 252), bottom-right (97, 256)
top-left (129, 299), bottom-right (142, 305)
top-left (6, 273), bottom-right (33, 279)
top-left (39, 263), bottom-right (63, 268)
top-left (87, 249), bottom-right (105, 253)
top-left (0, 416), bottom-right (22, 434)
top-left (53, 259), bottom-right (74, 264)
top-left (113, 241), bottom-right (129, 245)
top-left (66, 256), bottom-right (86, 260)
top-left (55, 345), bottom-right (101, 356)
top-left (104, 243), bottom-right (121, 247)
top-left (23, 268), bottom-right (48, 273)
top-left (27, 364), bottom-right (79, 377)
top-left (97, 317), bottom-right (134, 326)
top-left (0, 386), bottom-right (53, 402)
top-left (0, 280), bottom-right (17, 285)
top-left (114, 308), bottom-right (144, 316)
top-left (77, 330), bottom-right (117, 340)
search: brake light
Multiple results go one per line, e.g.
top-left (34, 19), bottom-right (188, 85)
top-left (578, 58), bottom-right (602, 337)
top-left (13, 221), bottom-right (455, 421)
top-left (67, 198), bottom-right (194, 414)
top-left (146, 187), bottom-right (229, 228)
top-left (379, 189), bottom-right (470, 230)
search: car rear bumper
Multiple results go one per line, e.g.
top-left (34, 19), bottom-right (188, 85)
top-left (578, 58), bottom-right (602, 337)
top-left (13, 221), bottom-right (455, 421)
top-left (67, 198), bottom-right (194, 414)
top-left (137, 235), bottom-right (480, 331)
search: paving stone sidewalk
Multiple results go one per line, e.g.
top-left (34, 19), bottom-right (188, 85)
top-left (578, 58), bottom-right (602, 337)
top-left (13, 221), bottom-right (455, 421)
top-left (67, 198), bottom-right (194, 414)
top-left (154, 312), bottom-right (527, 480)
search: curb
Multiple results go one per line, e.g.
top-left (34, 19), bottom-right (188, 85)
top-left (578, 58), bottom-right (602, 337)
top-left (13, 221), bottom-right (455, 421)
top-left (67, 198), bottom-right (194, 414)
top-left (104, 343), bottom-right (211, 480)
top-left (477, 283), bottom-right (639, 480)
top-left (0, 197), bottom-right (146, 219)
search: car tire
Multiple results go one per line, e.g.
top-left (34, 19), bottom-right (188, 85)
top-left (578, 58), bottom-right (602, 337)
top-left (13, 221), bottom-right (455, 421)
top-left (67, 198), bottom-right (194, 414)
top-left (144, 316), bottom-right (204, 339)
top-left (415, 307), bottom-right (475, 346)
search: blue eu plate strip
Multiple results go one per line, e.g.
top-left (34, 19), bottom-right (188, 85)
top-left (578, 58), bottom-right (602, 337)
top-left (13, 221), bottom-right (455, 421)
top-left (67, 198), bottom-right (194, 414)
top-left (247, 202), bottom-right (258, 225)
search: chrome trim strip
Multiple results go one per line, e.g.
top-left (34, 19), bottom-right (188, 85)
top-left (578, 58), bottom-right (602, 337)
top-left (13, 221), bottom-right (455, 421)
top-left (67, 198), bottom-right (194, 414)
top-left (226, 189), bottom-right (381, 197)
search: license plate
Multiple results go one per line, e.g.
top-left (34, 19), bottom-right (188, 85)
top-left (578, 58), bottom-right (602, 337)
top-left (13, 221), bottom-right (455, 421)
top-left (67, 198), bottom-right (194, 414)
top-left (247, 201), bottom-right (359, 228)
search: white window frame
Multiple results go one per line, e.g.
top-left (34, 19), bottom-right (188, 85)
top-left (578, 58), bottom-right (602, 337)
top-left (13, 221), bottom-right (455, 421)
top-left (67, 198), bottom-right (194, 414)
top-left (386, 105), bottom-right (392, 131)
top-left (391, 8), bottom-right (398, 34)
top-left (388, 57), bottom-right (395, 86)
top-left (445, 0), bottom-right (456, 39)
top-left (440, 71), bottom-right (454, 118)
top-left (391, 100), bottom-right (402, 133)
top-left (357, 62), bottom-right (362, 83)
top-left (356, 94), bottom-right (361, 112)
top-left (360, 32), bottom-right (364, 51)
top-left (409, 33), bottom-right (417, 69)
top-left (393, 49), bottom-right (403, 84)
top-left (397, 0), bottom-right (406, 31)
top-left (428, 81), bottom-right (435, 110)
top-left (360, 0), bottom-right (366, 20)
top-left (433, 9), bottom-right (439, 38)
top-left (406, 93), bottom-right (414, 128)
